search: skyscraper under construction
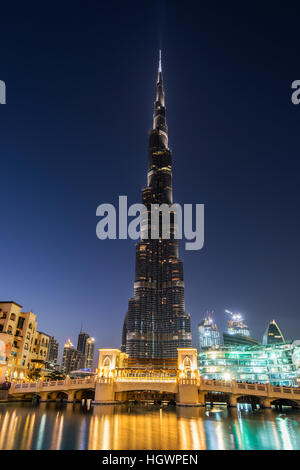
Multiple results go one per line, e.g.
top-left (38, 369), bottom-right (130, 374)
top-left (122, 52), bottom-right (192, 362)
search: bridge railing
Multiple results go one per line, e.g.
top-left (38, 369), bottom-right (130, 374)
top-left (199, 380), bottom-right (300, 399)
top-left (115, 376), bottom-right (177, 383)
top-left (10, 376), bottom-right (96, 393)
top-left (178, 378), bottom-right (201, 385)
top-left (270, 385), bottom-right (300, 397)
top-left (9, 376), bottom-right (300, 400)
top-left (97, 377), bottom-right (114, 384)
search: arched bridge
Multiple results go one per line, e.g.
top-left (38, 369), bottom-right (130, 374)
top-left (8, 376), bottom-right (300, 408)
top-left (10, 376), bottom-right (96, 402)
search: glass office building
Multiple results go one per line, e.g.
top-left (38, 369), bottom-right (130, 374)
top-left (226, 312), bottom-right (250, 337)
top-left (198, 314), bottom-right (221, 350)
top-left (263, 320), bottom-right (285, 345)
top-left (198, 342), bottom-right (300, 386)
top-left (223, 311), bottom-right (259, 347)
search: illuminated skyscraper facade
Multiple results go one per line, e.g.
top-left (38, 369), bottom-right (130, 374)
top-left (198, 342), bottom-right (300, 386)
top-left (85, 337), bottom-right (95, 369)
top-left (47, 336), bottom-right (59, 363)
top-left (61, 339), bottom-right (82, 374)
top-left (122, 53), bottom-right (192, 359)
top-left (198, 313), bottom-right (221, 350)
top-left (223, 310), bottom-right (259, 346)
top-left (263, 320), bottom-right (285, 345)
top-left (227, 312), bottom-right (250, 337)
top-left (77, 331), bottom-right (95, 369)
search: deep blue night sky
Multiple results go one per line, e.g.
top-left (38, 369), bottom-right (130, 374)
top-left (1, 1), bottom-right (300, 362)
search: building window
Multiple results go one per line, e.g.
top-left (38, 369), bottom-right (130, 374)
top-left (10, 313), bottom-right (16, 321)
top-left (103, 357), bottom-right (111, 367)
top-left (17, 317), bottom-right (25, 329)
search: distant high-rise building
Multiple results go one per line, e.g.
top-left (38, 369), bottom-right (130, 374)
top-left (223, 310), bottom-right (259, 346)
top-left (122, 52), bottom-right (192, 361)
top-left (263, 320), bottom-right (285, 345)
top-left (226, 311), bottom-right (250, 337)
top-left (223, 332), bottom-right (260, 347)
top-left (77, 331), bottom-right (89, 356)
top-left (61, 339), bottom-right (82, 374)
top-left (47, 336), bottom-right (59, 363)
top-left (198, 313), bottom-right (221, 350)
top-left (76, 331), bottom-right (95, 369)
top-left (85, 337), bottom-right (95, 369)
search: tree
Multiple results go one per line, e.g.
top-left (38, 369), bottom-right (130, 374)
top-left (28, 369), bottom-right (42, 381)
top-left (46, 370), bottom-right (65, 381)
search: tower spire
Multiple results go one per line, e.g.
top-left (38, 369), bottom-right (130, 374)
top-left (153, 50), bottom-right (167, 143)
top-left (158, 49), bottom-right (162, 74)
top-left (122, 53), bottom-right (192, 360)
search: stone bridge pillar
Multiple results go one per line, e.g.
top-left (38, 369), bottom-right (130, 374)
top-left (198, 390), bottom-right (206, 406)
top-left (67, 390), bottom-right (76, 402)
top-left (260, 397), bottom-right (272, 408)
top-left (94, 379), bottom-right (115, 403)
top-left (177, 381), bottom-right (199, 405)
top-left (40, 391), bottom-right (49, 401)
top-left (228, 395), bottom-right (238, 407)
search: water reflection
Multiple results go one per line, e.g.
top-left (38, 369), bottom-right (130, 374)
top-left (0, 402), bottom-right (299, 450)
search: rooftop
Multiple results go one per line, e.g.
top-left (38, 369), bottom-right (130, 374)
top-left (0, 301), bottom-right (23, 308)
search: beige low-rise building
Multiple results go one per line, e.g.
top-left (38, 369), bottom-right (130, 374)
top-left (0, 301), bottom-right (51, 381)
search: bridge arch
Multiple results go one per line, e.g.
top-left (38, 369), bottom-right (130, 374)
top-left (271, 398), bottom-right (299, 408)
top-left (115, 389), bottom-right (176, 403)
top-left (56, 391), bottom-right (68, 402)
top-left (21, 392), bottom-right (43, 401)
top-left (203, 391), bottom-right (230, 405)
top-left (74, 388), bottom-right (95, 401)
top-left (48, 391), bottom-right (59, 401)
top-left (236, 395), bottom-right (261, 406)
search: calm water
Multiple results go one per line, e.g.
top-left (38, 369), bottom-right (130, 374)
top-left (0, 402), bottom-right (300, 450)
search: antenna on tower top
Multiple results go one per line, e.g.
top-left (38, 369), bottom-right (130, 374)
top-left (159, 49), bottom-right (162, 73)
